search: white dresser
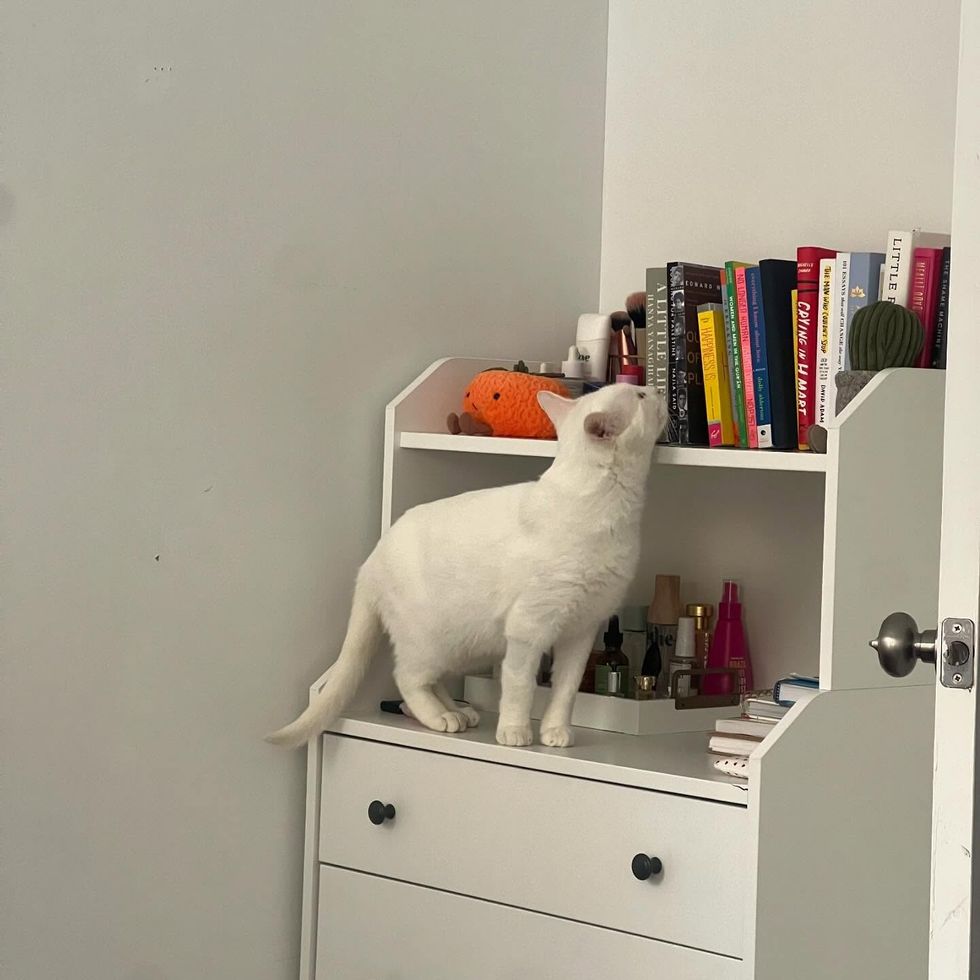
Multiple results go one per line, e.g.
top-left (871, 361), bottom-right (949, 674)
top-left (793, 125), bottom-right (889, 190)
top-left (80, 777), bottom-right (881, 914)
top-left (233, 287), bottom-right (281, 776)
top-left (298, 360), bottom-right (944, 980)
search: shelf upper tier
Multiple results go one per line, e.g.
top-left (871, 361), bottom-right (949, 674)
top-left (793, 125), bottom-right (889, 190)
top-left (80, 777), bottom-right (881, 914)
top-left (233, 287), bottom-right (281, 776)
top-left (399, 430), bottom-right (828, 471)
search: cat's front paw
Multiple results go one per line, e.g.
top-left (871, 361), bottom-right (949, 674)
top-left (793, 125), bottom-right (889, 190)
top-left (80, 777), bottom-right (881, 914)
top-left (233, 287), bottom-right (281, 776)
top-left (496, 723), bottom-right (533, 746)
top-left (540, 725), bottom-right (575, 748)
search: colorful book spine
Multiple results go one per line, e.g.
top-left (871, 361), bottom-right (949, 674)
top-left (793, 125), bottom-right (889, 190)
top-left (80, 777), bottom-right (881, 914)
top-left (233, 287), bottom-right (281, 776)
top-left (667, 263), bottom-right (685, 443)
top-left (697, 304), bottom-right (735, 447)
top-left (842, 252), bottom-right (885, 369)
top-left (829, 253), bottom-right (851, 419)
top-left (724, 261), bottom-right (749, 447)
top-left (815, 258), bottom-right (835, 425)
top-left (795, 247), bottom-right (836, 449)
top-left (734, 266), bottom-right (759, 448)
top-left (908, 247), bottom-right (943, 368)
top-left (881, 230), bottom-right (951, 306)
top-left (645, 267), bottom-right (670, 437)
top-left (931, 247), bottom-right (952, 368)
top-left (792, 288), bottom-right (799, 411)
top-left (719, 277), bottom-right (742, 446)
top-left (758, 258), bottom-right (799, 449)
top-left (744, 267), bottom-right (772, 448)
top-left (672, 263), bottom-right (721, 446)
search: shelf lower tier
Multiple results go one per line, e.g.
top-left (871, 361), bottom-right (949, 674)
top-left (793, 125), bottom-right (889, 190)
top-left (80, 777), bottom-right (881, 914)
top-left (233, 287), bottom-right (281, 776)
top-left (398, 430), bottom-right (827, 472)
top-left (328, 709), bottom-right (749, 805)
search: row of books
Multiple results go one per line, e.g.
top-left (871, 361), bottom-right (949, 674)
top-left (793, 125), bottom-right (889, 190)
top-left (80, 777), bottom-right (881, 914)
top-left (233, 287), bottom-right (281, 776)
top-left (708, 676), bottom-right (820, 779)
top-left (643, 230), bottom-right (951, 451)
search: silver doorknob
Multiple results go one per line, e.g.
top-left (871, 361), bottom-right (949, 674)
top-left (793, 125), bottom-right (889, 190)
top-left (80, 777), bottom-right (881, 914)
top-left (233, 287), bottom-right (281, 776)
top-left (869, 612), bottom-right (937, 677)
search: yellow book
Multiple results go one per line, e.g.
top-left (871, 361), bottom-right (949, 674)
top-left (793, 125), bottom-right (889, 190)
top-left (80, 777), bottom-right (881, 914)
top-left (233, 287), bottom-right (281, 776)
top-left (697, 304), bottom-right (735, 446)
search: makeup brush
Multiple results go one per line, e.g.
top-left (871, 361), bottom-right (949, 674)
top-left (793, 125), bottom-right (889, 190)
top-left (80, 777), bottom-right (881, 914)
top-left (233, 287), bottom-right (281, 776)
top-left (609, 310), bottom-right (633, 380)
top-left (626, 291), bottom-right (646, 335)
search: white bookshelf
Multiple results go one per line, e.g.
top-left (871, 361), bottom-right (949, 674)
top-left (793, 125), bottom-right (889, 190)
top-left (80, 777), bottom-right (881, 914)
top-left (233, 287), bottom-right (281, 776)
top-left (304, 356), bottom-right (946, 980)
top-left (399, 429), bottom-right (829, 472)
top-left (380, 357), bottom-right (944, 695)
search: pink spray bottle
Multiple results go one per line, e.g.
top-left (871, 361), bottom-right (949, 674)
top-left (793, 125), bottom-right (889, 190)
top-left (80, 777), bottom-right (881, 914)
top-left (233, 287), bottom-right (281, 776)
top-left (701, 580), bottom-right (753, 696)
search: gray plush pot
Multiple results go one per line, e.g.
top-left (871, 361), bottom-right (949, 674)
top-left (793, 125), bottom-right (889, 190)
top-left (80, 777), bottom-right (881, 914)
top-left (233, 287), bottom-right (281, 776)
top-left (808, 370), bottom-right (877, 454)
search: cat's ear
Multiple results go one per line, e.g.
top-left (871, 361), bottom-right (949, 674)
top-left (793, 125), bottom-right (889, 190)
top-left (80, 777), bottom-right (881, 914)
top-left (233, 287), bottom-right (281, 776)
top-left (584, 411), bottom-right (627, 441)
top-left (537, 390), bottom-right (575, 429)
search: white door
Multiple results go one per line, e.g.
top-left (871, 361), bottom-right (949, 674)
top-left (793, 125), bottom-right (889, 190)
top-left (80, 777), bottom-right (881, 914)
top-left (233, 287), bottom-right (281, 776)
top-left (929, 2), bottom-right (980, 974)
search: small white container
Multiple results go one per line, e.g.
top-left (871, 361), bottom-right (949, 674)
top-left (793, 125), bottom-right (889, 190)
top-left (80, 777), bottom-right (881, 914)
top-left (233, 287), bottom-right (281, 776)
top-left (575, 314), bottom-right (612, 382)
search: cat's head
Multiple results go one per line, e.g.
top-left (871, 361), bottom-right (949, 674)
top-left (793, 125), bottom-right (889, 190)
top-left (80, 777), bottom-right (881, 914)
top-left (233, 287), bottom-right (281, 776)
top-left (537, 383), bottom-right (668, 458)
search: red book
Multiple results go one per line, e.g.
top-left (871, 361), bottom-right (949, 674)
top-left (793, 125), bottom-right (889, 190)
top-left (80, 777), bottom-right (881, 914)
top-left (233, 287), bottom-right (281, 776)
top-left (908, 248), bottom-right (943, 367)
top-left (734, 266), bottom-right (759, 449)
top-left (795, 246), bottom-right (836, 449)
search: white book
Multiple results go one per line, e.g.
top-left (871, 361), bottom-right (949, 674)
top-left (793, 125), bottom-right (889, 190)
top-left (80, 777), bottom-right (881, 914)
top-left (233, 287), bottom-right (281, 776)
top-left (828, 252), bottom-right (851, 421)
top-left (715, 717), bottom-right (779, 739)
top-left (815, 258), bottom-right (836, 425)
top-left (742, 697), bottom-right (789, 721)
top-left (708, 733), bottom-right (763, 757)
top-left (881, 229), bottom-right (951, 307)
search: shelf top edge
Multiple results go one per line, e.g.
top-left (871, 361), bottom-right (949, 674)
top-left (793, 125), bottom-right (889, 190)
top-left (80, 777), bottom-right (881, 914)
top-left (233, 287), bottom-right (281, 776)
top-left (398, 431), bottom-right (826, 472)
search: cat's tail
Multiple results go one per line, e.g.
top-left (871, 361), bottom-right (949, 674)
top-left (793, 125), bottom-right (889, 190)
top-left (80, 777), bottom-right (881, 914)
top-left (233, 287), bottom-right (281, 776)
top-left (265, 578), bottom-right (383, 748)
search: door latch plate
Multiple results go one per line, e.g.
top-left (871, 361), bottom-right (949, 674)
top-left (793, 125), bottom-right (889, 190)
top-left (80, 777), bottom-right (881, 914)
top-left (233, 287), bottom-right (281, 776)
top-left (940, 618), bottom-right (975, 690)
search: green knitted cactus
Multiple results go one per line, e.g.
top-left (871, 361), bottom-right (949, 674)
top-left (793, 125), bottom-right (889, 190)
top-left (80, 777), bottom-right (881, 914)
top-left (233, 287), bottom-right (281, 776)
top-left (847, 301), bottom-right (924, 371)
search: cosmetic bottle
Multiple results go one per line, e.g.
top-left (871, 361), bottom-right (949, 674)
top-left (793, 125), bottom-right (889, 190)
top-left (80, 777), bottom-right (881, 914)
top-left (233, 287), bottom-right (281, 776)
top-left (576, 314), bottom-right (613, 383)
top-left (686, 603), bottom-right (714, 684)
top-left (646, 574), bottom-right (681, 695)
top-left (594, 616), bottom-right (630, 697)
top-left (668, 617), bottom-right (696, 697)
top-left (701, 580), bottom-right (754, 696)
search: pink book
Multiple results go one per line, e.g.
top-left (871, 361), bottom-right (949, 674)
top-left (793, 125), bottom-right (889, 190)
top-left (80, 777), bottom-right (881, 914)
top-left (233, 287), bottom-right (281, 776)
top-left (908, 247), bottom-right (943, 367)
top-left (734, 266), bottom-right (759, 448)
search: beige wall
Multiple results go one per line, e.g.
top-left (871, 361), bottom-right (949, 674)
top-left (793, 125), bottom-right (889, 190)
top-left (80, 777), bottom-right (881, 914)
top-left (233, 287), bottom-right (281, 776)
top-left (599, 0), bottom-right (960, 309)
top-left (1, 2), bottom-right (607, 976)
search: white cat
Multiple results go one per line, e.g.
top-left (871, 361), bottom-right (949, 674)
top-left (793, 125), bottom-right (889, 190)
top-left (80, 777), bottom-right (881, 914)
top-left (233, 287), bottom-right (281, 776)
top-left (267, 382), bottom-right (667, 749)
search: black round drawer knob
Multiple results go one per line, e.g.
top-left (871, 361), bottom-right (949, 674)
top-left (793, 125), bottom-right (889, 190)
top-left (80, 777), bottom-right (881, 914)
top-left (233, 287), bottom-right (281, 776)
top-left (631, 853), bottom-right (663, 880)
top-left (368, 800), bottom-right (396, 825)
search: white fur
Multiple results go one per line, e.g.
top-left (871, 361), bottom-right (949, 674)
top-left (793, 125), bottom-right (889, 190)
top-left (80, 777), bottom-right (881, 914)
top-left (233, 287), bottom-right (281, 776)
top-left (267, 383), bottom-right (667, 748)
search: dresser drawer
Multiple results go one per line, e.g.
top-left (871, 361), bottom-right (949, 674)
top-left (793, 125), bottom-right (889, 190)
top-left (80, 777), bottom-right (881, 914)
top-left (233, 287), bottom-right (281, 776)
top-left (316, 865), bottom-right (740, 980)
top-left (319, 735), bottom-right (747, 957)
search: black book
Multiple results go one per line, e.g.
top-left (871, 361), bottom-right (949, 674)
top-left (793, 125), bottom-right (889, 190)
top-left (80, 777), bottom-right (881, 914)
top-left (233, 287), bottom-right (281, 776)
top-left (931, 246), bottom-right (952, 368)
top-left (669, 263), bottom-right (722, 446)
top-left (758, 259), bottom-right (799, 450)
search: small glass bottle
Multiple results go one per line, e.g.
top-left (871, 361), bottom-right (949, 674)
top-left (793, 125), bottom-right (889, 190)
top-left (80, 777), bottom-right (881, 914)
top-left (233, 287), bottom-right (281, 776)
top-left (668, 616), bottom-right (697, 698)
top-left (594, 616), bottom-right (630, 697)
top-left (634, 675), bottom-right (656, 700)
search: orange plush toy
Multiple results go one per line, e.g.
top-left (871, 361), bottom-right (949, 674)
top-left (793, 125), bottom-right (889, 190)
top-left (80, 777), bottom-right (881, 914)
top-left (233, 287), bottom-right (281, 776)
top-left (447, 366), bottom-right (571, 439)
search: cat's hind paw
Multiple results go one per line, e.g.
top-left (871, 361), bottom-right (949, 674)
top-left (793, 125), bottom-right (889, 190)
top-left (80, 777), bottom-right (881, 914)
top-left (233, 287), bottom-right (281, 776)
top-left (540, 725), bottom-right (575, 748)
top-left (459, 705), bottom-right (480, 728)
top-left (495, 723), bottom-right (533, 746)
top-left (434, 710), bottom-right (472, 734)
